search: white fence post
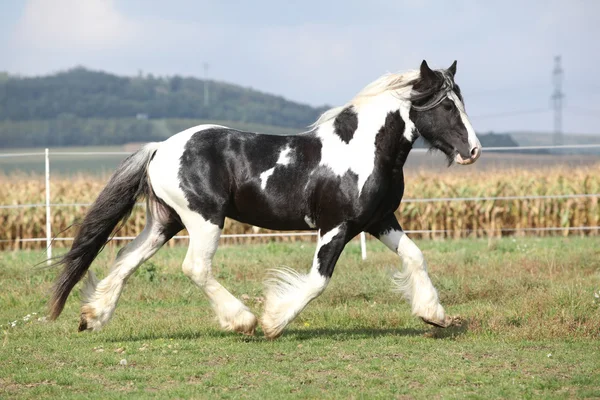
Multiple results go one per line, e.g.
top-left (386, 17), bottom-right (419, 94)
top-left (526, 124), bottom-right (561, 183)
top-left (45, 148), bottom-right (52, 265)
top-left (360, 232), bottom-right (367, 260)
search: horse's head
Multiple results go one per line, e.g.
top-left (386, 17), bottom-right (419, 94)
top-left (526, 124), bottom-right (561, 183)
top-left (410, 60), bottom-right (481, 165)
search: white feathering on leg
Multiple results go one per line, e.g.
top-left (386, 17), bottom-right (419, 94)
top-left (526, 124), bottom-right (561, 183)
top-left (262, 267), bottom-right (328, 338)
top-left (381, 229), bottom-right (448, 325)
top-left (80, 270), bottom-right (99, 305)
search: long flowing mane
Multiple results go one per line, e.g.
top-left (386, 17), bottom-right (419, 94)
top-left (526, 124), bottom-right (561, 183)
top-left (311, 68), bottom-right (454, 128)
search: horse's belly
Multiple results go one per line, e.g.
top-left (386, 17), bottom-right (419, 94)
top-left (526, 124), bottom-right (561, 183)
top-left (227, 183), bottom-right (313, 231)
top-left (229, 213), bottom-right (312, 231)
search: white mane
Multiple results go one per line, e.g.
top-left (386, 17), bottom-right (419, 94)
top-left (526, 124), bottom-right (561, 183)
top-left (311, 69), bottom-right (421, 128)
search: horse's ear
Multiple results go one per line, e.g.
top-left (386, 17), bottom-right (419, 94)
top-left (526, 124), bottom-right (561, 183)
top-left (420, 60), bottom-right (436, 82)
top-left (448, 60), bottom-right (457, 77)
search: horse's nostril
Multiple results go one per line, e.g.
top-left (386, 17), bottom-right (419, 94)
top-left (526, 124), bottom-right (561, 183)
top-left (470, 147), bottom-right (480, 158)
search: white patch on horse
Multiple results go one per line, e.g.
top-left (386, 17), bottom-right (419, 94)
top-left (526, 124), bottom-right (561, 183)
top-left (320, 227), bottom-right (339, 246)
top-left (316, 92), bottom-right (404, 195)
top-left (277, 145), bottom-right (292, 165)
top-left (304, 216), bottom-right (316, 228)
top-left (312, 226), bottom-right (340, 269)
top-left (447, 91), bottom-right (481, 151)
top-left (259, 168), bottom-right (275, 190)
top-left (149, 124), bottom-right (225, 210)
top-left (260, 145), bottom-right (293, 190)
top-left (399, 98), bottom-right (416, 141)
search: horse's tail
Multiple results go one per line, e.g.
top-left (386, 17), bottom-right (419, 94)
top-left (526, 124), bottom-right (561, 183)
top-left (48, 142), bottom-right (160, 320)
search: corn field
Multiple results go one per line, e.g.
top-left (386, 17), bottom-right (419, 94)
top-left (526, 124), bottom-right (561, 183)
top-left (1, 164), bottom-right (599, 250)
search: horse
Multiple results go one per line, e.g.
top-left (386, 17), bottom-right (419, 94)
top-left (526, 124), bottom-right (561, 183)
top-left (48, 60), bottom-right (481, 339)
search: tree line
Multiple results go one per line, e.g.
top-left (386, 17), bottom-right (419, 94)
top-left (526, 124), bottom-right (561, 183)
top-left (0, 67), bottom-right (326, 125)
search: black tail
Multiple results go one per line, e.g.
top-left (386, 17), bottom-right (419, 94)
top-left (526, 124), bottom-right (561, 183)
top-left (49, 143), bottom-right (159, 320)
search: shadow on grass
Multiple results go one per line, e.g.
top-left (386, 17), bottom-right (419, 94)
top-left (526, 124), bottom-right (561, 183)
top-left (103, 329), bottom-right (242, 343)
top-left (284, 327), bottom-right (425, 340)
top-left (424, 321), bottom-right (470, 340)
top-left (103, 322), bottom-right (469, 343)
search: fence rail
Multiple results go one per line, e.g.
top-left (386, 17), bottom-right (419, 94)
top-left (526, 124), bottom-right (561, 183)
top-left (2, 145), bottom-right (600, 262)
top-left (2, 225), bottom-right (598, 246)
top-left (2, 143), bottom-right (600, 159)
top-left (3, 192), bottom-right (600, 210)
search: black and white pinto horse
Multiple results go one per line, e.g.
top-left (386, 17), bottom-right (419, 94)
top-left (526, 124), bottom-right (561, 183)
top-left (49, 61), bottom-right (481, 339)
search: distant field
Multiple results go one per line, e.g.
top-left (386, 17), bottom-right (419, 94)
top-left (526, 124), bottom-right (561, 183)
top-left (1, 144), bottom-right (599, 176)
top-left (0, 145), bottom-right (129, 176)
top-left (404, 151), bottom-right (600, 173)
top-left (1, 238), bottom-right (599, 398)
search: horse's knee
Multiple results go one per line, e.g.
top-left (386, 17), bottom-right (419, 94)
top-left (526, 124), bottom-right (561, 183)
top-left (397, 236), bottom-right (424, 267)
top-left (181, 257), bottom-right (193, 277)
top-left (405, 248), bottom-right (424, 267)
top-left (182, 260), bottom-right (210, 286)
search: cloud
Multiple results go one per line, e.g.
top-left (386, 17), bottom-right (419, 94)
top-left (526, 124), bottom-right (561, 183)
top-left (13, 0), bottom-right (138, 50)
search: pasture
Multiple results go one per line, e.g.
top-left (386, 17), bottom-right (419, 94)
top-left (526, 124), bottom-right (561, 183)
top-left (1, 237), bottom-right (599, 398)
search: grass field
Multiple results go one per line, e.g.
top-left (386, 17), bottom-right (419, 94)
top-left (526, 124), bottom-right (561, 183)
top-left (1, 237), bottom-right (600, 398)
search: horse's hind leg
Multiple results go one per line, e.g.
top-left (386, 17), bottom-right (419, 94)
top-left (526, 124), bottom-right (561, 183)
top-left (79, 199), bottom-right (180, 331)
top-left (181, 214), bottom-right (257, 335)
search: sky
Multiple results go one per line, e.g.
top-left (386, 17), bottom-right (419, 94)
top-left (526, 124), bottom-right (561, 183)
top-left (1, 0), bottom-right (599, 134)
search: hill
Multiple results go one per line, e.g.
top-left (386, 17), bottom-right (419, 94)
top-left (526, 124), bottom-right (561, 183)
top-left (0, 67), bottom-right (327, 147)
top-left (0, 67), bottom-right (327, 126)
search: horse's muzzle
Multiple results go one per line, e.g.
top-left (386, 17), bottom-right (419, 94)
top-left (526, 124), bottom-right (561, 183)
top-left (455, 146), bottom-right (481, 165)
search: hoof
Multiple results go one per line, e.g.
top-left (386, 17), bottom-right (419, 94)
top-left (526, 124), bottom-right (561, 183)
top-left (260, 315), bottom-right (285, 340)
top-left (232, 317), bottom-right (258, 336)
top-left (221, 309), bottom-right (258, 336)
top-left (261, 326), bottom-right (283, 340)
top-left (78, 305), bottom-right (101, 331)
top-left (421, 315), bottom-right (460, 328)
top-left (78, 316), bottom-right (89, 332)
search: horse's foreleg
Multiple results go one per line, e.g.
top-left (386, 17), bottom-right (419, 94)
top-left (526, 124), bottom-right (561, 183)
top-left (369, 215), bottom-right (452, 328)
top-left (261, 224), bottom-right (349, 339)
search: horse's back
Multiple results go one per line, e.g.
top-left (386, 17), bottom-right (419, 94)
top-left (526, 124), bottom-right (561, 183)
top-left (148, 124), bottom-right (320, 230)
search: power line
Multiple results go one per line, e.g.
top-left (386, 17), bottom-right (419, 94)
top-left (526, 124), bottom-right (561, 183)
top-left (565, 107), bottom-right (600, 119)
top-left (466, 84), bottom-right (547, 98)
top-left (469, 108), bottom-right (550, 120)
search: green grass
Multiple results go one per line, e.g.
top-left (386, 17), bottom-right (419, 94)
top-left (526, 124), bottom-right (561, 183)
top-left (1, 237), bottom-right (599, 399)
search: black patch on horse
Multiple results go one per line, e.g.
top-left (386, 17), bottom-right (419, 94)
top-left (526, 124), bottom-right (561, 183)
top-left (333, 107), bottom-right (358, 144)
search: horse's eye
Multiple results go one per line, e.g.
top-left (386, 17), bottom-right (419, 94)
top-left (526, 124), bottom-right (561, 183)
top-left (443, 102), bottom-right (454, 111)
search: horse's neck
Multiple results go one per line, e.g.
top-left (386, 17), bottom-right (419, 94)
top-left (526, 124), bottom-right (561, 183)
top-left (354, 94), bottom-right (415, 172)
